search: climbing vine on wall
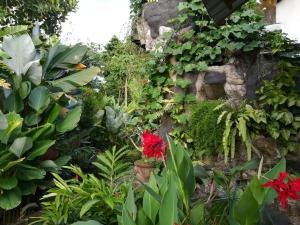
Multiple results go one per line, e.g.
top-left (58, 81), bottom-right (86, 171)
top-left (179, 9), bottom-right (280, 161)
top-left (161, 0), bottom-right (265, 75)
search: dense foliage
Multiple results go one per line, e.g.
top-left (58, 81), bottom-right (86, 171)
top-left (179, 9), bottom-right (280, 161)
top-left (0, 34), bottom-right (99, 210)
top-left (190, 100), bottom-right (224, 157)
top-left (0, 0), bottom-right (78, 35)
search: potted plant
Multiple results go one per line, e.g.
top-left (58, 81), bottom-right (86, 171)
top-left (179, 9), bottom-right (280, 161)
top-left (133, 129), bottom-right (168, 182)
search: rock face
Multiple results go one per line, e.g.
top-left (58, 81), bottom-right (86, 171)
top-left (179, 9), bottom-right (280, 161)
top-left (136, 0), bottom-right (181, 50)
top-left (194, 65), bottom-right (247, 106)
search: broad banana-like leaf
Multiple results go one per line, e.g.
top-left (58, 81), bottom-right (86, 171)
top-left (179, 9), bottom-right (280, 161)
top-left (56, 106), bottom-right (82, 133)
top-left (2, 34), bottom-right (38, 76)
top-left (28, 62), bottom-right (43, 85)
top-left (44, 43), bottom-right (88, 74)
top-left (48, 67), bottom-right (100, 92)
top-left (29, 86), bottom-right (50, 114)
top-left (0, 25), bottom-right (28, 38)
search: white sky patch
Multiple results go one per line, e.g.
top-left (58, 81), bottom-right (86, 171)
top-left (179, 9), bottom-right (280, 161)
top-left (61, 0), bottom-right (131, 45)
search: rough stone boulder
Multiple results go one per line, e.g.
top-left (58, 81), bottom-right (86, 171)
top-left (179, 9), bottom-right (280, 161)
top-left (136, 0), bottom-right (182, 50)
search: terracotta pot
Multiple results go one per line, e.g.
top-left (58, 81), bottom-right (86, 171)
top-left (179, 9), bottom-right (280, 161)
top-left (134, 160), bottom-right (155, 183)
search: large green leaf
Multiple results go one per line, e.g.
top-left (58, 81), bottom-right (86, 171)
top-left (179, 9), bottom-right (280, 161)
top-left (0, 112), bottom-right (23, 144)
top-left (27, 140), bottom-right (56, 160)
top-left (190, 201), bottom-right (204, 225)
top-left (48, 67), bottom-right (100, 92)
top-left (0, 188), bottom-right (22, 210)
top-left (71, 221), bottom-right (103, 225)
top-left (44, 44), bottom-right (87, 73)
top-left (167, 138), bottom-right (195, 211)
top-left (143, 174), bottom-right (160, 224)
top-left (136, 209), bottom-right (152, 225)
top-left (159, 172), bottom-right (178, 225)
top-left (56, 106), bottom-right (82, 133)
top-left (232, 187), bottom-right (260, 225)
top-left (0, 177), bottom-right (18, 190)
top-left (4, 92), bottom-right (24, 113)
top-left (2, 34), bottom-right (37, 76)
top-left (124, 184), bottom-right (137, 221)
top-left (9, 137), bottom-right (33, 158)
top-left (27, 62), bottom-right (43, 85)
top-left (47, 103), bottom-right (62, 123)
top-left (16, 164), bottom-right (46, 181)
top-left (29, 86), bottom-right (50, 113)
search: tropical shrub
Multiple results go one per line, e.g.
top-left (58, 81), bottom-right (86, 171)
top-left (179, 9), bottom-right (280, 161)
top-left (118, 139), bottom-right (291, 225)
top-left (0, 0), bottom-right (78, 35)
top-left (0, 34), bottom-right (99, 210)
top-left (33, 146), bottom-right (132, 225)
top-left (217, 103), bottom-right (267, 163)
top-left (189, 100), bottom-right (224, 158)
top-left (256, 62), bottom-right (300, 154)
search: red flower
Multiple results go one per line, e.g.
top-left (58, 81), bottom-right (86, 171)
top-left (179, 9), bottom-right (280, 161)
top-left (263, 172), bottom-right (300, 209)
top-left (142, 129), bottom-right (167, 160)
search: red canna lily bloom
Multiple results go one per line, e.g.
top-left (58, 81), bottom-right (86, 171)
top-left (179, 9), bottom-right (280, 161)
top-left (142, 129), bottom-right (167, 160)
top-left (263, 172), bottom-right (300, 209)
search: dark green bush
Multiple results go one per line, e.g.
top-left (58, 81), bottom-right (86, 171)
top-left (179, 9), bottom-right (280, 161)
top-left (190, 100), bottom-right (224, 157)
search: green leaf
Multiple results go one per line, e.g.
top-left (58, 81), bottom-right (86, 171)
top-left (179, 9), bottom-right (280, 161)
top-left (4, 92), bottom-right (24, 113)
top-left (2, 34), bottom-right (37, 76)
top-left (0, 188), bottom-right (22, 210)
top-left (2, 158), bottom-right (25, 172)
top-left (232, 187), bottom-right (260, 225)
top-left (9, 137), bottom-right (33, 158)
top-left (16, 164), bottom-right (46, 181)
top-left (80, 200), bottom-right (100, 218)
top-left (47, 103), bottom-right (62, 123)
top-left (237, 117), bottom-right (247, 142)
top-left (28, 62), bottom-right (43, 85)
top-left (190, 201), bottom-right (204, 225)
top-left (249, 177), bottom-right (265, 205)
top-left (19, 81), bottom-right (31, 99)
top-left (25, 112), bottom-right (41, 126)
top-left (143, 174), bottom-right (160, 224)
top-left (0, 112), bottom-right (8, 130)
top-left (71, 220), bottom-right (103, 225)
top-left (27, 140), bottom-right (56, 160)
top-left (29, 86), bottom-right (50, 113)
top-left (159, 172), bottom-right (178, 225)
top-left (44, 44), bottom-right (87, 73)
top-left (0, 177), bottom-right (18, 190)
top-left (124, 184), bottom-right (137, 221)
top-left (48, 67), bottom-right (100, 92)
top-left (0, 112), bottom-right (23, 144)
top-left (56, 106), bottom-right (82, 133)
top-left (137, 209), bottom-right (152, 225)
top-left (0, 25), bottom-right (28, 37)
